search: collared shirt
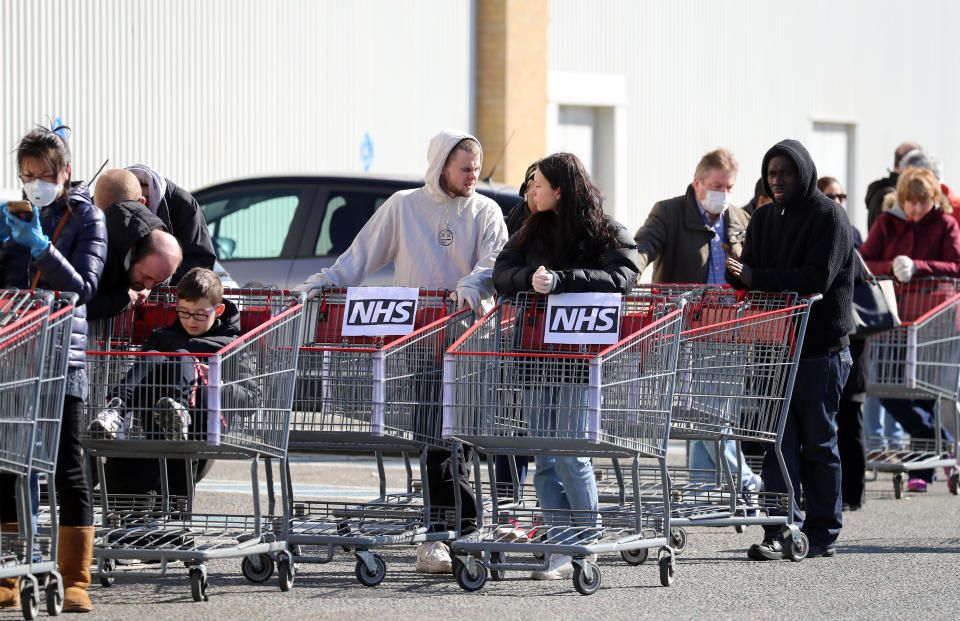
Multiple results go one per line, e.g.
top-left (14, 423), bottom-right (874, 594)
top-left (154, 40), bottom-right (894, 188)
top-left (697, 203), bottom-right (726, 285)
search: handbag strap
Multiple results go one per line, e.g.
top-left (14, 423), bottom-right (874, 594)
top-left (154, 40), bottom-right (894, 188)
top-left (30, 204), bottom-right (72, 290)
top-left (853, 249), bottom-right (875, 279)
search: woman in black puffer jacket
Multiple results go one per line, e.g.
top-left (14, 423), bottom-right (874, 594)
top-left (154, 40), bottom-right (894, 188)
top-left (493, 152), bottom-right (639, 580)
top-left (0, 126), bottom-right (107, 613)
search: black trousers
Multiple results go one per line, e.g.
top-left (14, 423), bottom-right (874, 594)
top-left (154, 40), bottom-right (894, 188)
top-left (0, 396), bottom-right (92, 526)
top-left (837, 399), bottom-right (866, 507)
top-left (425, 445), bottom-right (477, 535)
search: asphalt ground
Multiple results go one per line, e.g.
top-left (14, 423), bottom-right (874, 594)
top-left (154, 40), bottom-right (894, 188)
top-left (34, 452), bottom-right (960, 621)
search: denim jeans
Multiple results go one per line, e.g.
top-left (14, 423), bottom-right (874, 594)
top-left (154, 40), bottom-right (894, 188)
top-left (688, 439), bottom-right (760, 488)
top-left (863, 397), bottom-right (904, 448)
top-left (526, 386), bottom-right (599, 542)
top-left (762, 348), bottom-right (852, 547)
top-left (878, 398), bottom-right (954, 482)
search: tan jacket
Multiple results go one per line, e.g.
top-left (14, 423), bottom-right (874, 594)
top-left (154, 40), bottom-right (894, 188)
top-left (634, 184), bottom-right (750, 284)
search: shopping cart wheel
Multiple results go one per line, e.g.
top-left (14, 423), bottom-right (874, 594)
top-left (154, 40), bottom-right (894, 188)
top-left (189, 567), bottom-right (209, 602)
top-left (948, 471), bottom-right (959, 495)
top-left (354, 555), bottom-right (386, 587)
top-left (670, 528), bottom-right (687, 555)
top-left (489, 552), bottom-right (505, 581)
top-left (893, 473), bottom-right (905, 500)
top-left (572, 561), bottom-right (601, 596)
top-left (658, 556), bottom-right (675, 587)
top-left (452, 557), bottom-right (487, 592)
top-left (620, 547), bottom-right (649, 566)
top-left (241, 553), bottom-right (275, 583)
top-left (44, 574), bottom-right (63, 616)
top-left (785, 532), bottom-right (809, 562)
top-left (277, 557), bottom-right (294, 592)
top-left (99, 558), bottom-right (116, 587)
top-left (20, 578), bottom-right (39, 620)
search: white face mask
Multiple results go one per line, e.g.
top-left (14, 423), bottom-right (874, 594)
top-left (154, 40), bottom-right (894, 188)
top-left (22, 179), bottom-right (63, 208)
top-left (701, 190), bottom-right (730, 215)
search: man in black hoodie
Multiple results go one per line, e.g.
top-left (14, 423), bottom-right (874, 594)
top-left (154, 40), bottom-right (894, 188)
top-left (727, 139), bottom-right (854, 560)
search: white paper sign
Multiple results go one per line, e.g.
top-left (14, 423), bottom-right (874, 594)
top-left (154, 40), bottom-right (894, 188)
top-left (544, 292), bottom-right (622, 345)
top-left (341, 287), bottom-right (420, 336)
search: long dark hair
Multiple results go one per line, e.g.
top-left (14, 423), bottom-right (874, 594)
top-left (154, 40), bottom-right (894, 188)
top-left (517, 152), bottom-right (619, 263)
top-left (16, 124), bottom-right (73, 209)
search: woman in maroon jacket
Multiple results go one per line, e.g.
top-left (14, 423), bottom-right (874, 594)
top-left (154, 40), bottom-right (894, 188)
top-left (860, 167), bottom-right (958, 492)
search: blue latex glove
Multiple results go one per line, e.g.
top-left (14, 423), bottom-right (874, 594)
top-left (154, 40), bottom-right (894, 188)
top-left (6, 206), bottom-right (50, 257)
top-left (0, 203), bottom-right (10, 242)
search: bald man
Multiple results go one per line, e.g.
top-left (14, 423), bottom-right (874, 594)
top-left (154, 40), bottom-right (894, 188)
top-left (93, 169), bottom-right (144, 210)
top-left (86, 200), bottom-right (183, 320)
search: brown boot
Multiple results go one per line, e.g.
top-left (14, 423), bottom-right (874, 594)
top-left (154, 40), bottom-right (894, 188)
top-left (58, 526), bottom-right (94, 613)
top-left (0, 523), bottom-right (20, 609)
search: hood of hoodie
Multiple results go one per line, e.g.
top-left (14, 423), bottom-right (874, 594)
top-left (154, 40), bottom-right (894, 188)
top-left (105, 200), bottom-right (167, 257)
top-left (423, 129), bottom-right (483, 203)
top-left (761, 139), bottom-right (819, 207)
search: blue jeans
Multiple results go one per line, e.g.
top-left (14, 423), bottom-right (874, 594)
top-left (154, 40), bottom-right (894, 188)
top-left (878, 399), bottom-right (954, 482)
top-left (688, 439), bottom-right (760, 488)
top-left (863, 397), bottom-right (904, 448)
top-left (762, 348), bottom-right (852, 547)
top-left (526, 386), bottom-right (599, 542)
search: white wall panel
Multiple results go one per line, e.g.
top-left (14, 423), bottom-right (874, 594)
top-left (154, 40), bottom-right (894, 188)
top-left (0, 0), bottom-right (475, 193)
top-left (548, 0), bottom-right (960, 237)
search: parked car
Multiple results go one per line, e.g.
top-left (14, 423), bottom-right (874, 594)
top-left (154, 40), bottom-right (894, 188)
top-left (192, 174), bottom-right (519, 288)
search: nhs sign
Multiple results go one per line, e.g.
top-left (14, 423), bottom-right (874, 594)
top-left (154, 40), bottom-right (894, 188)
top-left (341, 287), bottom-right (420, 336)
top-left (544, 292), bottom-right (622, 345)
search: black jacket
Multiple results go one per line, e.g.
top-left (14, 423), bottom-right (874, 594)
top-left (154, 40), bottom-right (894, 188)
top-left (113, 299), bottom-right (260, 408)
top-left (504, 199), bottom-right (531, 236)
top-left (86, 201), bottom-right (166, 320)
top-left (494, 217), bottom-right (640, 296)
top-left (157, 179), bottom-right (216, 283)
top-left (727, 139), bottom-right (854, 357)
top-left (865, 172), bottom-right (898, 231)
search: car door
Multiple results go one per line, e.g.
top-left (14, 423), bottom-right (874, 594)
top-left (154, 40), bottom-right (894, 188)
top-left (198, 182), bottom-right (318, 287)
top-left (288, 181), bottom-right (418, 288)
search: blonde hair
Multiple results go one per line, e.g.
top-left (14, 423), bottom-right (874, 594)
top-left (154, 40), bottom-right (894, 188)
top-left (694, 148), bottom-right (738, 181)
top-left (896, 167), bottom-right (946, 209)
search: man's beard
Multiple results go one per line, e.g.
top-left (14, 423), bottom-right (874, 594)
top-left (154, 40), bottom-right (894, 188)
top-left (440, 172), bottom-right (474, 198)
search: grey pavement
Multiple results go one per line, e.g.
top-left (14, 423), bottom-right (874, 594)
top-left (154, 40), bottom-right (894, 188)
top-left (52, 455), bottom-right (960, 621)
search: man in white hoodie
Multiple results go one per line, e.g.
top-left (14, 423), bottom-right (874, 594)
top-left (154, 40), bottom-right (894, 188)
top-left (295, 129), bottom-right (508, 573)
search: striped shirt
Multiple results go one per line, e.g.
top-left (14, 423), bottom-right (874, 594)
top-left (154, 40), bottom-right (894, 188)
top-left (698, 204), bottom-right (727, 285)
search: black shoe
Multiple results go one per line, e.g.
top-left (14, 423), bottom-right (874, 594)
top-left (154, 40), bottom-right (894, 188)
top-left (842, 503), bottom-right (862, 512)
top-left (807, 544), bottom-right (837, 558)
top-left (747, 538), bottom-right (784, 561)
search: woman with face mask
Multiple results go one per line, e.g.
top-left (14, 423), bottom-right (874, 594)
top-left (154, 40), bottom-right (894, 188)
top-left (0, 126), bottom-right (107, 613)
top-left (493, 152), bottom-right (640, 580)
top-left (860, 166), bottom-right (960, 493)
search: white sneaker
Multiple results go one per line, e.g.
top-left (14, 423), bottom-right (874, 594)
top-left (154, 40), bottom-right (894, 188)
top-left (87, 397), bottom-right (125, 439)
top-left (415, 541), bottom-right (452, 574)
top-left (153, 397), bottom-right (191, 440)
top-left (495, 524), bottom-right (529, 543)
top-left (530, 554), bottom-right (574, 580)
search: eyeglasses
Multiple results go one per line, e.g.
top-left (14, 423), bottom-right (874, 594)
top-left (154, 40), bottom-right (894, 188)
top-left (19, 171), bottom-right (58, 184)
top-left (176, 308), bottom-right (215, 321)
top-left (825, 193), bottom-right (847, 201)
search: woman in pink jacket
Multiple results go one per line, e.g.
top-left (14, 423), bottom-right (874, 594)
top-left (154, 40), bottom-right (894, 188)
top-left (860, 167), bottom-right (959, 492)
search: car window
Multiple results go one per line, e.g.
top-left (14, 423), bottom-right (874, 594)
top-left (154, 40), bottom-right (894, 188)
top-left (200, 189), bottom-right (302, 260)
top-left (315, 191), bottom-right (389, 256)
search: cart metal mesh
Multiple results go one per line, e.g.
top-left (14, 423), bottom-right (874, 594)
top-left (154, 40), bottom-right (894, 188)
top-left (84, 287), bottom-right (303, 459)
top-left (868, 277), bottom-right (960, 400)
top-left (291, 288), bottom-right (471, 451)
top-left (443, 292), bottom-right (683, 457)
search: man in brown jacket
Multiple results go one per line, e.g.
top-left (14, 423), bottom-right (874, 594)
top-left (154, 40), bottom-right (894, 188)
top-left (634, 148), bottom-right (750, 284)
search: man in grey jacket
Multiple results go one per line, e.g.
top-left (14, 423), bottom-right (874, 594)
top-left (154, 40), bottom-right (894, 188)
top-left (295, 129), bottom-right (508, 573)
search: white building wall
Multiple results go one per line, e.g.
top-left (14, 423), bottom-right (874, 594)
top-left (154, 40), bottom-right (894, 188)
top-left (548, 0), bottom-right (960, 239)
top-left (0, 0), bottom-right (475, 192)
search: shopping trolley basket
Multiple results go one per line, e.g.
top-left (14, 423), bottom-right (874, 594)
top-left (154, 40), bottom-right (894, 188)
top-left (285, 287), bottom-right (474, 587)
top-left (83, 287), bottom-right (303, 601)
top-left (866, 276), bottom-right (960, 497)
top-left (0, 289), bottom-right (76, 619)
top-left (442, 291), bottom-right (684, 595)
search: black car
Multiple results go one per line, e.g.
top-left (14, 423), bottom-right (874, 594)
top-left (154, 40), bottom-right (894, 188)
top-left (193, 174), bottom-right (519, 288)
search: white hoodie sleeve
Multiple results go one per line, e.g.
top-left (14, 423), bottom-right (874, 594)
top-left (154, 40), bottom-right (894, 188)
top-left (296, 196), bottom-right (399, 290)
top-left (455, 205), bottom-right (508, 299)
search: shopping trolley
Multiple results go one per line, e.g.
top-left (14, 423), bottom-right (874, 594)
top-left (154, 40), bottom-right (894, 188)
top-left (443, 291), bottom-right (684, 595)
top-left (593, 286), bottom-right (819, 558)
top-left (866, 276), bottom-right (960, 497)
top-left (83, 287), bottom-right (302, 601)
top-left (284, 287), bottom-right (473, 587)
top-left (0, 290), bottom-right (76, 619)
